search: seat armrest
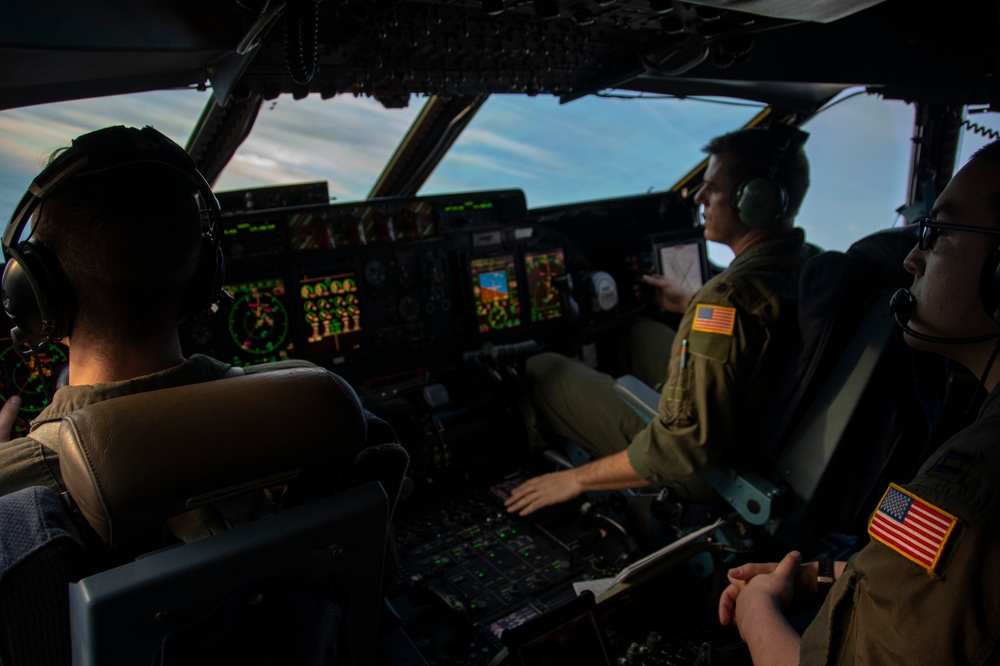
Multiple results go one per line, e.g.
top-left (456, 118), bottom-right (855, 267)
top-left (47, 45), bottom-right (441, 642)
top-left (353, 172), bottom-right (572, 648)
top-left (613, 374), bottom-right (660, 423)
top-left (614, 374), bottom-right (782, 525)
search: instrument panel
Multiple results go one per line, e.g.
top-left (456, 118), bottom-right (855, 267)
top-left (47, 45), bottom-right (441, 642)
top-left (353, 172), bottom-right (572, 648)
top-left (0, 186), bottom-right (697, 453)
top-left (0, 185), bottom-right (714, 664)
top-left (185, 189), bottom-right (580, 372)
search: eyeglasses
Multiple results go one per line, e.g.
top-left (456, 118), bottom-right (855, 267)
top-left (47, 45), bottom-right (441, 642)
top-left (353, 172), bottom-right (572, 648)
top-left (917, 217), bottom-right (1000, 251)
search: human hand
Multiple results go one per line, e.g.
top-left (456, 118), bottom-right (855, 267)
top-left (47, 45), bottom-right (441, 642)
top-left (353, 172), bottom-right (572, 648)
top-left (641, 274), bottom-right (695, 314)
top-left (719, 551), bottom-right (801, 631)
top-left (504, 469), bottom-right (582, 516)
top-left (0, 396), bottom-right (21, 444)
top-left (726, 557), bottom-right (820, 600)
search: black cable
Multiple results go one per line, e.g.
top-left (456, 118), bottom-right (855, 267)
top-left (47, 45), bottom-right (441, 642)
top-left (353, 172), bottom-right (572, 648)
top-left (962, 118), bottom-right (1000, 141)
top-left (961, 337), bottom-right (1000, 423)
top-left (961, 338), bottom-right (1000, 426)
top-left (285, 0), bottom-right (320, 86)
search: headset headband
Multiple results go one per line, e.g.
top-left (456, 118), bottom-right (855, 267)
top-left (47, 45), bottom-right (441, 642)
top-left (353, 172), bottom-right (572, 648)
top-left (759, 123), bottom-right (808, 177)
top-left (2, 125), bottom-right (221, 259)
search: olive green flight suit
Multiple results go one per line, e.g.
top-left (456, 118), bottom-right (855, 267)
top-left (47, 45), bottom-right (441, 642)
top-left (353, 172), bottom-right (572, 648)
top-left (800, 385), bottom-right (1000, 664)
top-left (523, 228), bottom-right (816, 501)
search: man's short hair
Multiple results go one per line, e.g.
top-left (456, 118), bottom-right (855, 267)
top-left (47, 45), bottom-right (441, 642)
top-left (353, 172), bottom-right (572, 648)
top-left (32, 161), bottom-right (203, 342)
top-left (703, 126), bottom-right (811, 224)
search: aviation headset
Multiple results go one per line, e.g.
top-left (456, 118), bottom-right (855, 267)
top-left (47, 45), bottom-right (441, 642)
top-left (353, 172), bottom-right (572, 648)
top-left (729, 124), bottom-right (807, 230)
top-left (0, 125), bottom-right (224, 352)
top-left (891, 239), bottom-right (1000, 344)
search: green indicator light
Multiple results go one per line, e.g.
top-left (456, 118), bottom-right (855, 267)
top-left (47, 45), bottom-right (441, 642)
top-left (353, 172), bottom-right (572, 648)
top-left (434, 558), bottom-right (441, 565)
top-left (473, 542), bottom-right (483, 549)
top-left (524, 552), bottom-right (531, 557)
top-left (489, 552), bottom-right (496, 558)
top-left (471, 603), bottom-right (477, 609)
top-left (511, 529), bottom-right (518, 535)
top-left (477, 572), bottom-right (485, 578)
top-left (499, 532), bottom-right (506, 538)
top-left (553, 563), bottom-right (561, 569)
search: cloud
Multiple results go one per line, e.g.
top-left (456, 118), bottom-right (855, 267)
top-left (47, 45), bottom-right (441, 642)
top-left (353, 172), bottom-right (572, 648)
top-left (213, 94), bottom-right (425, 199)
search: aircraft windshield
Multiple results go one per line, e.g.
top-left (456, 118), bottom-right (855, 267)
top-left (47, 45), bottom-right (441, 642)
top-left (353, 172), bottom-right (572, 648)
top-left (214, 94), bottom-right (427, 200)
top-left (2, 87), bottom-right (998, 263)
top-left (418, 93), bottom-right (760, 207)
top-left (0, 88), bottom-right (209, 219)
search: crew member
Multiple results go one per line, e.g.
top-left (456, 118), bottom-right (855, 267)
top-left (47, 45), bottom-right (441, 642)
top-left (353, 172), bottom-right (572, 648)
top-left (0, 125), bottom-right (312, 495)
top-left (507, 125), bottom-right (816, 516)
top-left (718, 140), bottom-right (1000, 664)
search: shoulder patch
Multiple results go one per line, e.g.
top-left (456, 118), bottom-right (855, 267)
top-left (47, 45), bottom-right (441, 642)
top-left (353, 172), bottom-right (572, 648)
top-left (691, 304), bottom-right (736, 336)
top-left (868, 483), bottom-right (958, 575)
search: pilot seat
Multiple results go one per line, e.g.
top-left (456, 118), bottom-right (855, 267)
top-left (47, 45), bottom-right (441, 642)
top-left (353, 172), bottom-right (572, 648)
top-left (574, 226), bottom-right (952, 558)
top-left (0, 363), bottom-right (408, 665)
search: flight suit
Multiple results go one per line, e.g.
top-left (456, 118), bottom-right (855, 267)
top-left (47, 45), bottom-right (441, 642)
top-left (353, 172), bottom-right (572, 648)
top-left (799, 385), bottom-right (1000, 664)
top-left (524, 228), bottom-right (816, 501)
top-left (0, 354), bottom-right (316, 498)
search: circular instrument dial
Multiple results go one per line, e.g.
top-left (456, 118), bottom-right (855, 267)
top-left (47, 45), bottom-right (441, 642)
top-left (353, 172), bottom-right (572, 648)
top-left (228, 291), bottom-right (291, 355)
top-left (0, 343), bottom-right (69, 433)
top-left (363, 258), bottom-right (389, 287)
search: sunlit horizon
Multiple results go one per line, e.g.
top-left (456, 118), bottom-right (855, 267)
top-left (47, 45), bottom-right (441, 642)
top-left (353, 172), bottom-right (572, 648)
top-left (1, 88), bottom-right (998, 268)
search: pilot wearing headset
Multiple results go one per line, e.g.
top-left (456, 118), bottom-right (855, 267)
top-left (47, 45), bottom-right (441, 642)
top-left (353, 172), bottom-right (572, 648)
top-left (0, 125), bottom-right (309, 496)
top-left (719, 140), bottom-right (1000, 664)
top-left (507, 125), bottom-right (817, 515)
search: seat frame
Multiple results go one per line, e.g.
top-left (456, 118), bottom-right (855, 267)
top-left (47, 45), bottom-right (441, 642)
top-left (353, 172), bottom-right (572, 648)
top-left (69, 481), bottom-right (388, 665)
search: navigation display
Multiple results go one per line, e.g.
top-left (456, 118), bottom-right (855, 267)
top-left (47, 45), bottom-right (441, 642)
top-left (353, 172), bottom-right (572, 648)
top-left (524, 247), bottom-right (565, 323)
top-left (298, 271), bottom-right (363, 358)
top-left (225, 277), bottom-right (296, 366)
top-left (0, 342), bottom-right (67, 437)
top-left (470, 255), bottom-right (522, 334)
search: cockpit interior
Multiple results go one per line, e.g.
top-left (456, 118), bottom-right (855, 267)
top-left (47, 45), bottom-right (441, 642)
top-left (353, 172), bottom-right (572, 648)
top-left (1, 0), bottom-right (1000, 664)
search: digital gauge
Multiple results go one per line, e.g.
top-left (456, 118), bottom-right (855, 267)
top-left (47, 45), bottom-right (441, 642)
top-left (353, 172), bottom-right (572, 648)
top-left (524, 248), bottom-right (566, 323)
top-left (470, 254), bottom-right (522, 335)
top-left (0, 343), bottom-right (68, 437)
top-left (299, 271), bottom-right (363, 359)
top-left (225, 278), bottom-right (295, 366)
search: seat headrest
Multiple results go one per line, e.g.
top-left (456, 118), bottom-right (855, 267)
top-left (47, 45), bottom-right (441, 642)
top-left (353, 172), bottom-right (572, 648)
top-left (846, 225), bottom-right (919, 288)
top-left (58, 366), bottom-right (367, 550)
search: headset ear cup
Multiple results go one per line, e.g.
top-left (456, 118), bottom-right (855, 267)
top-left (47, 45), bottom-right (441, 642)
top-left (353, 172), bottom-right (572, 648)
top-left (979, 244), bottom-right (1000, 326)
top-left (1, 241), bottom-right (72, 344)
top-left (732, 176), bottom-right (788, 229)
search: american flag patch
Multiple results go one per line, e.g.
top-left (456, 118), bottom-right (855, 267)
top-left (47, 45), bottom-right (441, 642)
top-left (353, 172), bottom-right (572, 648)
top-left (691, 304), bottom-right (736, 335)
top-left (868, 483), bottom-right (957, 574)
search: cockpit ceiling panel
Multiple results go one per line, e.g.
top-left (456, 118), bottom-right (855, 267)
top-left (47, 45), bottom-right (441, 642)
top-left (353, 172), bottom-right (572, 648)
top-left (0, 0), bottom-right (997, 111)
top-left (684, 0), bottom-right (886, 24)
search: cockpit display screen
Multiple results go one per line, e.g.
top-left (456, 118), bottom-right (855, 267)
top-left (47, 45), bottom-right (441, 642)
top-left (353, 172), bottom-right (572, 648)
top-left (524, 247), bottom-right (565, 323)
top-left (298, 271), bottom-right (363, 358)
top-left (654, 238), bottom-right (706, 294)
top-left (225, 277), bottom-right (296, 367)
top-left (0, 342), bottom-right (67, 437)
top-left (470, 255), bottom-right (522, 334)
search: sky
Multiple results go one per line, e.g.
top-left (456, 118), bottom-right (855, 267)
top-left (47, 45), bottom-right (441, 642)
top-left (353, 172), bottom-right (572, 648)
top-left (1, 87), bottom-right (998, 268)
